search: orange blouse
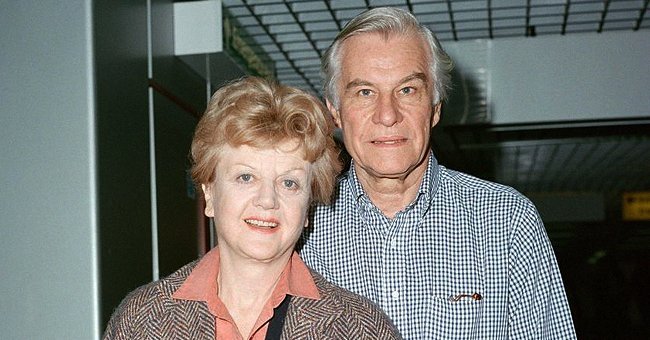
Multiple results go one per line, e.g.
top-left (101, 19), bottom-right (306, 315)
top-left (172, 248), bottom-right (320, 339)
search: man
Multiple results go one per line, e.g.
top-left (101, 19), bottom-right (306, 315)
top-left (300, 7), bottom-right (577, 339)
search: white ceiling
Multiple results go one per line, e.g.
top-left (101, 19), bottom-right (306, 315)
top-left (222, 0), bottom-right (649, 93)
top-left (218, 0), bottom-right (650, 249)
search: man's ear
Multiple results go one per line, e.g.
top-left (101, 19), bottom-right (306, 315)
top-left (201, 183), bottom-right (215, 217)
top-left (431, 102), bottom-right (442, 127)
top-left (326, 99), bottom-right (342, 128)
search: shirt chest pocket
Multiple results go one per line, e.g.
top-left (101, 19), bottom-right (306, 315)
top-left (426, 294), bottom-right (484, 339)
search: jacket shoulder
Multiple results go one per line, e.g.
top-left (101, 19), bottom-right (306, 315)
top-left (288, 270), bottom-right (401, 339)
top-left (102, 260), bottom-right (204, 339)
top-left (102, 279), bottom-right (167, 339)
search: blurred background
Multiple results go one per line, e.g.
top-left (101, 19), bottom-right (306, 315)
top-left (1, 1), bottom-right (648, 339)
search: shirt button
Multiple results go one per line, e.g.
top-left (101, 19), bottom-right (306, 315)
top-left (391, 289), bottom-right (400, 300)
top-left (390, 239), bottom-right (397, 249)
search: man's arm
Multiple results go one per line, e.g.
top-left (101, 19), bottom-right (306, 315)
top-left (508, 201), bottom-right (577, 339)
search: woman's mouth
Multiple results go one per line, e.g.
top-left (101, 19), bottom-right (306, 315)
top-left (245, 219), bottom-right (278, 229)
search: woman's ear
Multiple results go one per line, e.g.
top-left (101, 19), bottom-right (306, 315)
top-left (201, 183), bottom-right (215, 217)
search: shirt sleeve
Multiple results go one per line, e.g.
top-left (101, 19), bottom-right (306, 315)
top-left (508, 200), bottom-right (577, 339)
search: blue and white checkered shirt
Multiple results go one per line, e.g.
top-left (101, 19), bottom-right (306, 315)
top-left (301, 155), bottom-right (576, 339)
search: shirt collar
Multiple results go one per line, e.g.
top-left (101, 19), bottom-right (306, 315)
top-left (346, 154), bottom-right (440, 218)
top-left (420, 154), bottom-right (440, 206)
top-left (345, 161), bottom-right (367, 202)
top-left (172, 247), bottom-right (320, 315)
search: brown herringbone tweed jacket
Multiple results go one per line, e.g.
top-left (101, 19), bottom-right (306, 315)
top-left (103, 260), bottom-right (401, 339)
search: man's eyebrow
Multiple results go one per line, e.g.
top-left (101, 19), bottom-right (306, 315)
top-left (400, 72), bottom-right (428, 85)
top-left (345, 79), bottom-right (373, 90)
top-left (345, 73), bottom-right (428, 90)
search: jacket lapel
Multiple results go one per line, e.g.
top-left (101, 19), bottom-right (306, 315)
top-left (282, 293), bottom-right (345, 338)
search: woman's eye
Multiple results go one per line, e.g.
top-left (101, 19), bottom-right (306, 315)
top-left (237, 173), bottom-right (252, 182)
top-left (282, 179), bottom-right (298, 189)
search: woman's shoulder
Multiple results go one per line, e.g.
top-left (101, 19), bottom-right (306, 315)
top-left (108, 261), bottom-right (198, 317)
top-left (102, 260), bottom-right (203, 339)
top-left (309, 270), bottom-right (374, 309)
top-left (297, 269), bottom-right (401, 338)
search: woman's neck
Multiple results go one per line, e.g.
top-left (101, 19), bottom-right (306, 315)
top-left (217, 251), bottom-right (291, 338)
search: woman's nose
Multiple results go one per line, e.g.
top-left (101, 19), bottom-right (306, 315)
top-left (254, 181), bottom-right (279, 209)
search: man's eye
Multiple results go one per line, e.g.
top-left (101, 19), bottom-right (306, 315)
top-left (237, 174), bottom-right (252, 182)
top-left (400, 87), bottom-right (415, 95)
top-left (359, 89), bottom-right (372, 96)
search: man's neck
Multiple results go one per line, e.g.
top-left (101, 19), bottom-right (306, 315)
top-left (355, 156), bottom-right (429, 219)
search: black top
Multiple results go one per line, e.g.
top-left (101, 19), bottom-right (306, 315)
top-left (265, 295), bottom-right (291, 340)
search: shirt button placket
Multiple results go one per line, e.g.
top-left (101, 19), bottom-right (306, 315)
top-left (384, 234), bottom-right (402, 313)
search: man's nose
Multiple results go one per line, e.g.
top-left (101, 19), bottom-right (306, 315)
top-left (372, 94), bottom-right (403, 126)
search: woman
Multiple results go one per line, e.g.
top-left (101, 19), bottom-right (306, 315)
top-left (103, 77), bottom-right (400, 339)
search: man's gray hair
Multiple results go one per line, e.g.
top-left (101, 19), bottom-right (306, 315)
top-left (321, 7), bottom-right (453, 108)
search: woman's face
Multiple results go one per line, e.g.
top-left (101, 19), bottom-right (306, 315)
top-left (202, 141), bottom-right (313, 264)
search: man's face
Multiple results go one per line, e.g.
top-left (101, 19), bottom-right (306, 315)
top-left (328, 33), bottom-right (441, 181)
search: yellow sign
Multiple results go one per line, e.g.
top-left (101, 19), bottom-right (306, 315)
top-left (622, 192), bottom-right (650, 221)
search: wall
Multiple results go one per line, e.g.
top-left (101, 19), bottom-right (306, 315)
top-left (94, 0), bottom-right (153, 328)
top-left (0, 1), bottom-right (236, 337)
top-left (0, 1), bottom-right (100, 338)
top-left (149, 0), bottom-right (207, 280)
top-left (96, 0), bottom-right (244, 328)
top-left (443, 30), bottom-right (650, 125)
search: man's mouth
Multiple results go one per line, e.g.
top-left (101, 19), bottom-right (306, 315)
top-left (245, 219), bottom-right (278, 229)
top-left (372, 138), bottom-right (406, 145)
